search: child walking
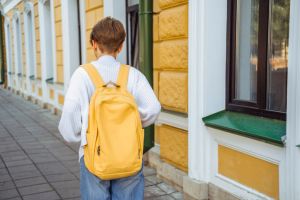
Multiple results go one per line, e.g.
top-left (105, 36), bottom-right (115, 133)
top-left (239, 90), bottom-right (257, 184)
top-left (58, 17), bottom-right (161, 200)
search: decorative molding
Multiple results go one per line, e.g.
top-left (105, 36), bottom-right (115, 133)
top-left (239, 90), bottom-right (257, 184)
top-left (210, 129), bottom-right (283, 200)
top-left (24, 2), bottom-right (33, 14)
top-left (12, 9), bottom-right (20, 21)
top-left (39, 0), bottom-right (49, 5)
top-left (285, 0), bottom-right (300, 199)
top-left (156, 111), bottom-right (188, 131)
top-left (1, 0), bottom-right (21, 14)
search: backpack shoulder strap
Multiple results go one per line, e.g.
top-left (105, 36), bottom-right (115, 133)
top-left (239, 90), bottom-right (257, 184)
top-left (81, 63), bottom-right (104, 88)
top-left (116, 64), bottom-right (129, 89)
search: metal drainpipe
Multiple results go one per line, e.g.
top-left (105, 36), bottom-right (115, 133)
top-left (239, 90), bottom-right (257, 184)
top-left (139, 0), bottom-right (154, 153)
top-left (0, 15), bottom-right (4, 85)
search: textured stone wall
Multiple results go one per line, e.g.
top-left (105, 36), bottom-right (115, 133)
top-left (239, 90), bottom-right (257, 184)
top-left (153, 0), bottom-right (189, 173)
top-left (54, 0), bottom-right (64, 83)
top-left (153, 0), bottom-right (188, 113)
top-left (158, 125), bottom-right (188, 172)
top-left (85, 0), bottom-right (103, 63)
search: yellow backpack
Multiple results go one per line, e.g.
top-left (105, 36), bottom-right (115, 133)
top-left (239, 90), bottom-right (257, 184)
top-left (82, 63), bottom-right (144, 180)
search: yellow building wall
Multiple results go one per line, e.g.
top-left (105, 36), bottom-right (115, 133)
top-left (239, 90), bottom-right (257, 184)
top-left (158, 125), bottom-right (188, 172)
top-left (34, 0), bottom-right (42, 79)
top-left (153, 0), bottom-right (189, 172)
top-left (153, 0), bottom-right (188, 113)
top-left (54, 0), bottom-right (64, 83)
top-left (85, 0), bottom-right (104, 63)
top-left (218, 145), bottom-right (279, 199)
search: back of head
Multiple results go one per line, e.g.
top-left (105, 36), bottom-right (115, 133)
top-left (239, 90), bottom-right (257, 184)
top-left (90, 17), bottom-right (126, 54)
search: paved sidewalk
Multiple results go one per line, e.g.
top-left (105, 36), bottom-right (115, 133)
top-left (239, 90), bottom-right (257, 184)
top-left (0, 88), bottom-right (183, 200)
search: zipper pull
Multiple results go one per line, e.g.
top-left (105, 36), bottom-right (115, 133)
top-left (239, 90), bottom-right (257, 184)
top-left (97, 146), bottom-right (100, 156)
top-left (138, 149), bottom-right (140, 159)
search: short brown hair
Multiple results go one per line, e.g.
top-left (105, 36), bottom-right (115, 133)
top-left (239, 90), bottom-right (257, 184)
top-left (90, 17), bottom-right (126, 53)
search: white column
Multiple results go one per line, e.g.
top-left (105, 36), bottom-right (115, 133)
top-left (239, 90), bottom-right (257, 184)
top-left (4, 19), bottom-right (12, 88)
top-left (188, 0), bottom-right (207, 181)
top-left (24, 2), bottom-right (36, 95)
top-left (103, 0), bottom-right (127, 64)
top-left (61, 0), bottom-right (80, 90)
top-left (285, 0), bottom-right (300, 198)
top-left (38, 0), bottom-right (49, 101)
top-left (188, 0), bottom-right (227, 181)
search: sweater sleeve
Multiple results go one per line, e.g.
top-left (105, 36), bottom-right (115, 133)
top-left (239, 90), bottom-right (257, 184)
top-left (135, 71), bottom-right (161, 128)
top-left (58, 68), bottom-right (86, 142)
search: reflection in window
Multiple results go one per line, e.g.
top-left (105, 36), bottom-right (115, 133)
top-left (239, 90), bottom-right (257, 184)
top-left (267, 0), bottom-right (290, 112)
top-left (235, 0), bottom-right (259, 102)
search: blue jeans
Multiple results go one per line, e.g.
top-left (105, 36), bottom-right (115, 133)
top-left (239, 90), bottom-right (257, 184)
top-left (80, 157), bottom-right (144, 200)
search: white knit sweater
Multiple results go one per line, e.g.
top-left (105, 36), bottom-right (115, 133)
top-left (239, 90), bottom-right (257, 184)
top-left (58, 55), bottom-right (161, 159)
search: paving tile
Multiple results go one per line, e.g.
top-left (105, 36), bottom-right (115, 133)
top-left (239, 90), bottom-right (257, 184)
top-left (37, 161), bottom-right (69, 175)
top-left (0, 180), bottom-right (15, 191)
top-left (18, 183), bottom-right (53, 196)
top-left (144, 185), bottom-right (167, 198)
top-left (23, 147), bottom-right (49, 155)
top-left (51, 180), bottom-right (80, 199)
top-left (157, 182), bottom-right (177, 194)
top-left (145, 179), bottom-right (155, 187)
top-left (51, 180), bottom-right (80, 189)
top-left (8, 164), bottom-right (37, 175)
top-left (22, 191), bottom-right (60, 200)
top-left (10, 169), bottom-right (41, 180)
top-left (0, 169), bottom-right (11, 181)
top-left (145, 195), bottom-right (175, 200)
top-left (143, 166), bottom-right (157, 177)
top-left (2, 155), bottom-right (29, 162)
top-left (145, 175), bottom-right (163, 185)
top-left (6, 197), bottom-right (22, 200)
top-left (15, 176), bottom-right (47, 187)
top-left (170, 192), bottom-right (184, 200)
top-left (0, 161), bottom-right (5, 169)
top-left (45, 173), bottom-right (78, 183)
top-left (0, 188), bottom-right (19, 199)
top-left (29, 153), bottom-right (57, 163)
top-left (5, 159), bottom-right (33, 167)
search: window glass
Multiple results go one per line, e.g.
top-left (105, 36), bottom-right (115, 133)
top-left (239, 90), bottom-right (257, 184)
top-left (128, 0), bottom-right (139, 6)
top-left (267, 0), bottom-right (290, 112)
top-left (235, 0), bottom-right (259, 102)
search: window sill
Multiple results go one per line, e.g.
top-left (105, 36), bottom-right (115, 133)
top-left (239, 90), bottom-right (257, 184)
top-left (202, 110), bottom-right (286, 146)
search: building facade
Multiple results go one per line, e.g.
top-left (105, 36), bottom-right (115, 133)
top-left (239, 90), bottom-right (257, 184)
top-left (1, 0), bottom-right (300, 199)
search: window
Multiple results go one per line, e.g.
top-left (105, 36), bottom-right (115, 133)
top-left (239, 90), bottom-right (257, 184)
top-left (226, 0), bottom-right (290, 120)
top-left (5, 22), bottom-right (12, 74)
top-left (40, 0), bottom-right (54, 81)
top-left (126, 0), bottom-right (139, 68)
top-left (13, 16), bottom-right (22, 76)
top-left (24, 4), bottom-right (36, 78)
